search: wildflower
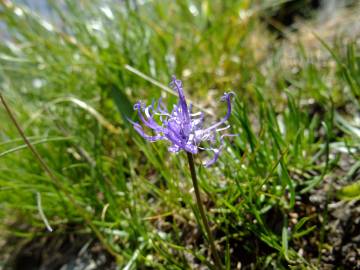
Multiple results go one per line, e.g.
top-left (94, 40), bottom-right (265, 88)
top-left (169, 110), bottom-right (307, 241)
top-left (129, 76), bottom-right (235, 167)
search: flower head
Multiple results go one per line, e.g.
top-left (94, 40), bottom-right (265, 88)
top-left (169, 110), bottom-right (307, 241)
top-left (129, 76), bottom-right (236, 167)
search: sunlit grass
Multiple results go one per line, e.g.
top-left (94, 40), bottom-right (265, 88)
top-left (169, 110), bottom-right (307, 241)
top-left (0, 0), bottom-right (359, 269)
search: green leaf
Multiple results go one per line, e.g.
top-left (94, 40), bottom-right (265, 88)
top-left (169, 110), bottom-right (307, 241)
top-left (337, 181), bottom-right (360, 201)
top-left (110, 85), bottom-right (133, 126)
top-left (293, 216), bottom-right (314, 233)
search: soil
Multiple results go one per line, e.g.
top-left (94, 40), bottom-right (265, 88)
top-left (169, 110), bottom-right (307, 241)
top-left (2, 226), bottom-right (116, 270)
top-left (303, 153), bottom-right (360, 269)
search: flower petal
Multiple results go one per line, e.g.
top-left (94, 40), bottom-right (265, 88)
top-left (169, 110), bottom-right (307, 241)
top-left (204, 92), bottom-right (234, 133)
top-left (203, 147), bottom-right (222, 167)
top-left (128, 118), bottom-right (165, 142)
top-left (170, 75), bottom-right (190, 124)
top-left (134, 101), bottom-right (164, 132)
top-left (203, 133), bottom-right (237, 167)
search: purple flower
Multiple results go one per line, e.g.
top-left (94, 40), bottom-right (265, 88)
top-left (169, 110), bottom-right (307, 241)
top-left (129, 76), bottom-right (236, 167)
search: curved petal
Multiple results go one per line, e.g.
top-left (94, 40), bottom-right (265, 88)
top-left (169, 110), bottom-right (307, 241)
top-left (204, 92), bottom-right (234, 133)
top-left (170, 75), bottom-right (190, 124)
top-left (128, 118), bottom-right (165, 142)
top-left (203, 133), bottom-right (237, 167)
top-left (168, 144), bottom-right (180, 153)
top-left (166, 122), bottom-right (187, 147)
top-left (203, 147), bottom-right (222, 167)
top-left (157, 97), bottom-right (169, 115)
top-left (184, 143), bottom-right (198, 154)
top-left (134, 101), bottom-right (164, 132)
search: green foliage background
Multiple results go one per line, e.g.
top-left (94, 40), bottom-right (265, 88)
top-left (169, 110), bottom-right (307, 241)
top-left (0, 0), bottom-right (359, 269)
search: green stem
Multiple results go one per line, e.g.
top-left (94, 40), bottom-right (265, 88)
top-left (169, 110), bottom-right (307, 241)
top-left (186, 152), bottom-right (223, 270)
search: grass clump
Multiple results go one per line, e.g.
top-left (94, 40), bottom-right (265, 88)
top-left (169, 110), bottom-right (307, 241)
top-left (0, 0), bottom-right (359, 269)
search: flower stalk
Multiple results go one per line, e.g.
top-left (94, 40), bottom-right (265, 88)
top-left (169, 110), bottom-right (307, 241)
top-left (129, 76), bottom-right (235, 269)
top-left (186, 152), bottom-right (223, 269)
